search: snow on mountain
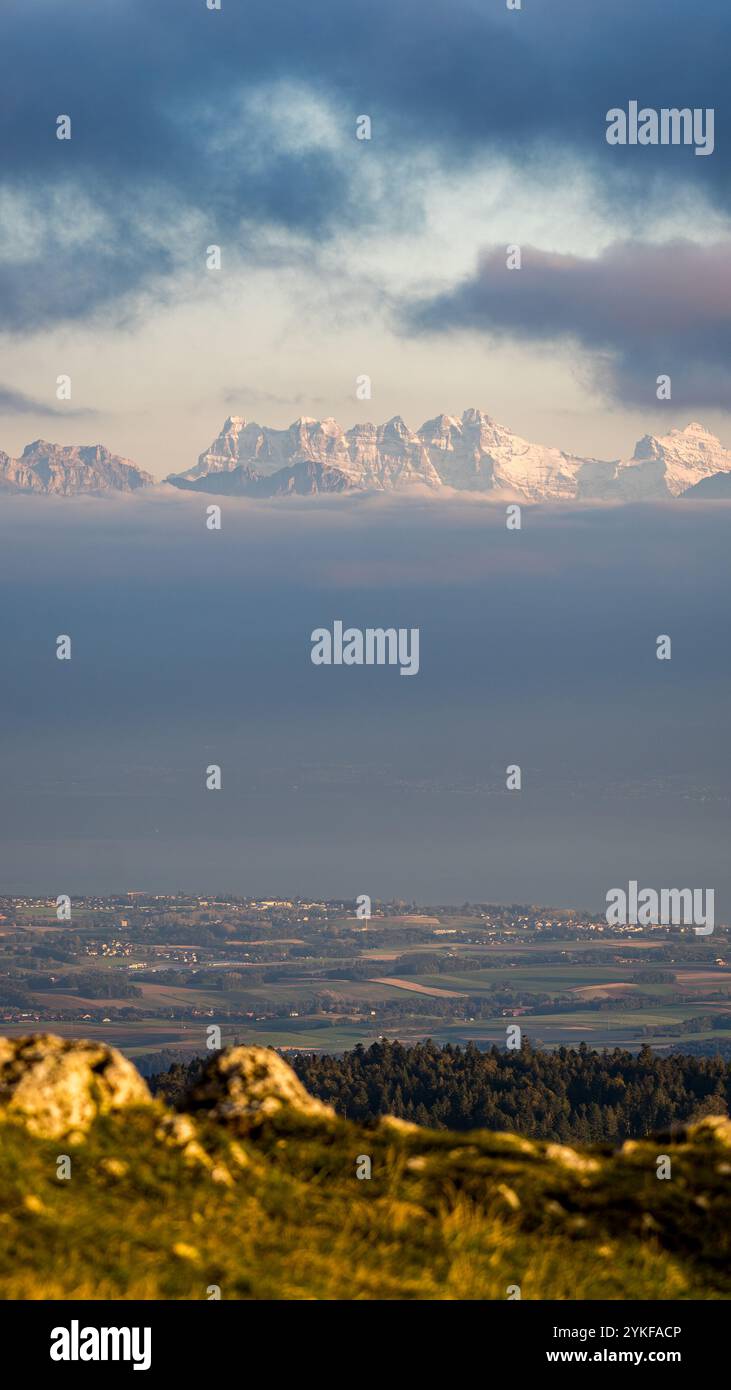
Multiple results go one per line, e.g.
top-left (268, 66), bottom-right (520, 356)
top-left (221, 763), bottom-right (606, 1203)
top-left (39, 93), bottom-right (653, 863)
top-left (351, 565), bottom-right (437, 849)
top-left (610, 422), bottom-right (731, 499)
top-left (0, 441), bottom-right (154, 495)
top-left (178, 416), bottom-right (360, 483)
top-left (4, 416), bottom-right (729, 503)
top-left (417, 409), bottom-right (593, 500)
top-left (175, 414), bottom-right (442, 491)
top-left (169, 411), bottom-right (731, 501)
top-left (168, 409), bottom-right (584, 499)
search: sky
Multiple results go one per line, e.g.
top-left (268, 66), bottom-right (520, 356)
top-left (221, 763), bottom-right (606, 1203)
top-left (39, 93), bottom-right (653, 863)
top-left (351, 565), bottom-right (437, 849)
top-left (2, 0), bottom-right (731, 475)
top-left (1, 1), bottom-right (729, 911)
top-left (0, 492), bottom-right (730, 914)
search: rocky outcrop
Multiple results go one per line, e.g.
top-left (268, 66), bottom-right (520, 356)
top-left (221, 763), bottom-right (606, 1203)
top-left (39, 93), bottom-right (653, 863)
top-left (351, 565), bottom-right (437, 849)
top-left (0, 1036), bottom-right (332, 1139)
top-left (0, 1034), bottom-right (730, 1299)
top-left (182, 1045), bottom-right (335, 1131)
top-left (0, 1034), bottom-right (152, 1138)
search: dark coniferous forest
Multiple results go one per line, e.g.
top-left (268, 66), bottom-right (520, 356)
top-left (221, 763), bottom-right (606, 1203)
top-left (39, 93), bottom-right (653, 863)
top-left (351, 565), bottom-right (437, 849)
top-left (152, 1039), bottom-right (730, 1144)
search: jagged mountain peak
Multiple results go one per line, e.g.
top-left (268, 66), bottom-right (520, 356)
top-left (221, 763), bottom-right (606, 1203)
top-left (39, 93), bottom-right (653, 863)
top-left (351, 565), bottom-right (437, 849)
top-left (634, 420), bottom-right (723, 454)
top-left (221, 415), bottom-right (249, 430)
top-left (165, 409), bottom-right (731, 501)
top-left (6, 411), bottom-right (727, 503)
top-left (0, 439), bottom-right (154, 496)
top-left (679, 420), bottom-right (713, 435)
top-left (22, 437), bottom-right (55, 453)
top-left (622, 421), bottom-right (731, 496)
top-left (419, 412), bottom-right (464, 437)
top-left (381, 414), bottom-right (412, 436)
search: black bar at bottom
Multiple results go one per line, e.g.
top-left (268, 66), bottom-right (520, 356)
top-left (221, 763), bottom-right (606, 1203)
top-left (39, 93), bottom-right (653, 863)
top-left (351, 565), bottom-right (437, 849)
top-left (0, 1298), bottom-right (723, 1375)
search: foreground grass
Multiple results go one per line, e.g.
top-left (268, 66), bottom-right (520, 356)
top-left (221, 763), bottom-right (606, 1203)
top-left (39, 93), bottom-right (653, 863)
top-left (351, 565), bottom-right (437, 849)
top-left (0, 1104), bottom-right (729, 1300)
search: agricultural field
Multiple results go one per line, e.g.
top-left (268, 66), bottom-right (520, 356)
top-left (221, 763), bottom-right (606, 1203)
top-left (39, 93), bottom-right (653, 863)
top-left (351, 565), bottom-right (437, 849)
top-left (1, 895), bottom-right (729, 1068)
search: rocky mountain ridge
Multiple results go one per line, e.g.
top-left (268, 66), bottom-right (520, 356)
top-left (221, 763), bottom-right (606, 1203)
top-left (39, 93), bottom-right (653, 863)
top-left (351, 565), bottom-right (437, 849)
top-left (167, 411), bottom-right (731, 501)
top-left (0, 440), bottom-right (153, 495)
top-left (3, 413), bottom-right (731, 501)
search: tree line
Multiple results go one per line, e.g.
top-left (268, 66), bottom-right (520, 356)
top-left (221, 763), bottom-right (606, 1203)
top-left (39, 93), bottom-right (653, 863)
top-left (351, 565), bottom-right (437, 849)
top-left (291, 1039), bottom-right (729, 1142)
top-left (150, 1037), bottom-right (730, 1143)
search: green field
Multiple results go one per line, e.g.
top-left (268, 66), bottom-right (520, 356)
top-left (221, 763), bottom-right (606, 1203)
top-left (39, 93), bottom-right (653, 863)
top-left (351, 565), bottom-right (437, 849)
top-left (4, 901), bottom-right (729, 1064)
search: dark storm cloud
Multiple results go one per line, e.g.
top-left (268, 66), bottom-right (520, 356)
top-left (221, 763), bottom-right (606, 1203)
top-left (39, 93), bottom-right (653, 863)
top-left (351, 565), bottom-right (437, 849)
top-left (0, 152), bottom-right (346, 332)
top-left (405, 240), bottom-right (731, 410)
top-left (1, 0), bottom-right (729, 329)
top-left (0, 193), bottom-right (178, 333)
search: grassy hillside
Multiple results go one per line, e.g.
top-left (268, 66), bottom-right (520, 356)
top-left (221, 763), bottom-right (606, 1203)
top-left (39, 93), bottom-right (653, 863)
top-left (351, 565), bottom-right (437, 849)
top-left (1, 1091), bottom-right (730, 1299)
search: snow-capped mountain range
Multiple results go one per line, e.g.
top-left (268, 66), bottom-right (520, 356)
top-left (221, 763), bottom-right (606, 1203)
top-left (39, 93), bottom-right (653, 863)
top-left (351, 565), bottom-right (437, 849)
top-left (165, 411), bottom-right (731, 501)
top-left (2, 412), bottom-right (731, 501)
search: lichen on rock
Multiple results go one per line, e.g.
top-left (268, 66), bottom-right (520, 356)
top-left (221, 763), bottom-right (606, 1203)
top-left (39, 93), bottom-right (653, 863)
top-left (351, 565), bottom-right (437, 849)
top-left (0, 1034), bottom-right (151, 1139)
top-left (183, 1045), bottom-right (335, 1132)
